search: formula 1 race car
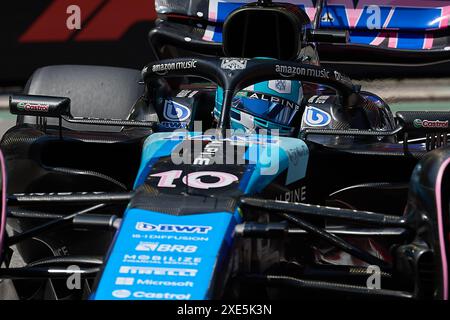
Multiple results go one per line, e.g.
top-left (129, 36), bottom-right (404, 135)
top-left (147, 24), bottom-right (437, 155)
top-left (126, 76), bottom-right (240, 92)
top-left (0, 0), bottom-right (449, 300)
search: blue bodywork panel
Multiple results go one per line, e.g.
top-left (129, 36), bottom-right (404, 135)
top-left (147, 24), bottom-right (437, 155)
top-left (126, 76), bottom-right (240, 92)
top-left (92, 132), bottom-right (309, 300)
top-left (92, 209), bottom-right (238, 300)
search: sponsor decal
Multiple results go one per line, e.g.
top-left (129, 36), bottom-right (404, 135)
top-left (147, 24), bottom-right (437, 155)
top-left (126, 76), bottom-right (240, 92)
top-left (135, 242), bottom-right (197, 253)
top-left (163, 100), bottom-right (191, 121)
top-left (275, 186), bottom-right (307, 203)
top-left (303, 106), bottom-right (331, 127)
top-left (17, 102), bottom-right (50, 113)
top-left (137, 291), bottom-right (191, 300)
top-left (276, 64), bottom-right (330, 79)
top-left (152, 59), bottom-right (197, 76)
top-left (413, 119), bottom-right (449, 129)
top-left (112, 289), bottom-right (132, 298)
top-left (119, 266), bottom-right (198, 277)
top-left (268, 80), bottom-right (292, 94)
top-left (193, 141), bottom-right (222, 165)
top-left (115, 277), bottom-right (194, 288)
top-left (308, 95), bottom-right (330, 104)
top-left (135, 279), bottom-right (194, 287)
top-left (136, 222), bottom-right (212, 234)
top-left (246, 93), bottom-right (300, 110)
top-left (221, 58), bottom-right (248, 70)
top-left (176, 90), bottom-right (198, 98)
top-left (132, 234), bottom-right (209, 242)
top-left (112, 289), bottom-right (190, 300)
top-left (115, 277), bottom-right (135, 285)
top-left (94, 210), bottom-right (237, 300)
top-left (123, 254), bottom-right (201, 266)
top-left (159, 121), bottom-right (187, 129)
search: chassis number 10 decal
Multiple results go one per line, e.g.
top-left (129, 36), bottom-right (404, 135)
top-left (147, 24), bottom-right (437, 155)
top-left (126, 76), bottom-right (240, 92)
top-left (150, 170), bottom-right (238, 189)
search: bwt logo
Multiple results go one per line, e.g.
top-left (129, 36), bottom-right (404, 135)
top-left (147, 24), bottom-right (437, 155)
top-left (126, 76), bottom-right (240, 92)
top-left (136, 222), bottom-right (212, 234)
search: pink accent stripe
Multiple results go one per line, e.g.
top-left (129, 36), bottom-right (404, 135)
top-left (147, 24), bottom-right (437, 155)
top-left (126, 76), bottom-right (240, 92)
top-left (202, 26), bottom-right (215, 42)
top-left (388, 32), bottom-right (398, 48)
top-left (346, 8), bottom-right (363, 28)
top-left (441, 7), bottom-right (450, 28)
top-left (423, 34), bottom-right (434, 49)
top-left (435, 157), bottom-right (450, 300)
top-left (370, 32), bottom-right (386, 46)
top-left (208, 0), bottom-right (218, 22)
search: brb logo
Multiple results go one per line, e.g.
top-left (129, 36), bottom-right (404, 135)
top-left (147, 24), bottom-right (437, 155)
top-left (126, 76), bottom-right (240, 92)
top-left (303, 106), bottom-right (331, 127)
top-left (136, 222), bottom-right (212, 234)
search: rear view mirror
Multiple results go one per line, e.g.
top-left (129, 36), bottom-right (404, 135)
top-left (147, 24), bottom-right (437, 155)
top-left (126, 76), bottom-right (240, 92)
top-left (222, 2), bottom-right (310, 60)
top-left (397, 111), bottom-right (450, 133)
top-left (10, 94), bottom-right (71, 118)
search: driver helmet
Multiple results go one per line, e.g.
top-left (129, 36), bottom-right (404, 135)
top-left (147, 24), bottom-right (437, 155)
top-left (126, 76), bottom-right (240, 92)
top-left (214, 79), bottom-right (304, 136)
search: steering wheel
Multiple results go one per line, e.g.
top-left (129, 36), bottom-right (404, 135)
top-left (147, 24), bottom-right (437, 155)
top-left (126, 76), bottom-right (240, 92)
top-left (142, 57), bottom-right (360, 134)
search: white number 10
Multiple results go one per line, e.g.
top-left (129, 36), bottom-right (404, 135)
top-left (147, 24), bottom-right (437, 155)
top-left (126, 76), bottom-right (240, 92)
top-left (150, 170), bottom-right (238, 189)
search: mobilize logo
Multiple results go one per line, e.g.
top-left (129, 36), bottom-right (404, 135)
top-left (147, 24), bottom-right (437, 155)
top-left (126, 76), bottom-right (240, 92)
top-left (413, 119), bottom-right (449, 129)
top-left (112, 289), bottom-right (191, 300)
top-left (135, 241), bottom-right (198, 253)
top-left (123, 254), bottom-right (202, 266)
top-left (17, 102), bottom-right (50, 113)
top-left (119, 266), bottom-right (198, 277)
top-left (136, 222), bottom-right (212, 234)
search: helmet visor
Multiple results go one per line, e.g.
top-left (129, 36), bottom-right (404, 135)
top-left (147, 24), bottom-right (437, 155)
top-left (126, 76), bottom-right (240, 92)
top-left (232, 93), bottom-right (301, 127)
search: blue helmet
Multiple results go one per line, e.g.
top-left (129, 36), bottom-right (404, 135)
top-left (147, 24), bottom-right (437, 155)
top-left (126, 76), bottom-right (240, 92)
top-left (214, 79), bottom-right (303, 136)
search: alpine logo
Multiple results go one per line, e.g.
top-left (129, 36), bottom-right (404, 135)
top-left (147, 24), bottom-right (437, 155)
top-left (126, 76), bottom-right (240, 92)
top-left (413, 119), bottom-right (449, 129)
top-left (163, 100), bottom-right (191, 122)
top-left (135, 222), bottom-right (212, 234)
top-left (303, 106), bottom-right (331, 127)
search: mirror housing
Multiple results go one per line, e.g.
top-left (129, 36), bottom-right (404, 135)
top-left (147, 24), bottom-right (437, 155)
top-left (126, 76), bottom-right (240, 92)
top-left (10, 94), bottom-right (71, 118)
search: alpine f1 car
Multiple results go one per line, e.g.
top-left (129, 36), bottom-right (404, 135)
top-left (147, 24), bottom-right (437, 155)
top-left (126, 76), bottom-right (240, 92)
top-left (0, 0), bottom-right (450, 300)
